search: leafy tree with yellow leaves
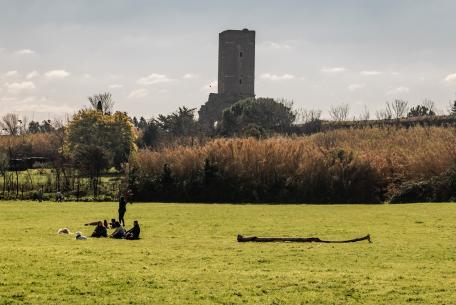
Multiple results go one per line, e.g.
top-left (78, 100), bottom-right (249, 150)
top-left (65, 109), bottom-right (137, 196)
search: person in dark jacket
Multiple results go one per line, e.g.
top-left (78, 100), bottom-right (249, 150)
top-left (109, 218), bottom-right (120, 228)
top-left (91, 221), bottom-right (108, 238)
top-left (118, 196), bottom-right (127, 227)
top-left (125, 220), bottom-right (140, 240)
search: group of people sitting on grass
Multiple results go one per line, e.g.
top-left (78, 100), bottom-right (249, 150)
top-left (81, 219), bottom-right (141, 240)
top-left (56, 196), bottom-right (139, 240)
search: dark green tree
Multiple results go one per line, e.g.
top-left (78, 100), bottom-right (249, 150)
top-left (138, 117), bottom-right (148, 129)
top-left (72, 144), bottom-right (111, 197)
top-left (132, 117), bottom-right (139, 128)
top-left (27, 120), bottom-right (55, 133)
top-left (156, 106), bottom-right (198, 137)
top-left (138, 120), bottom-right (160, 148)
top-left (28, 121), bottom-right (41, 134)
top-left (40, 120), bottom-right (55, 133)
top-left (407, 105), bottom-right (435, 117)
top-left (219, 97), bottom-right (296, 136)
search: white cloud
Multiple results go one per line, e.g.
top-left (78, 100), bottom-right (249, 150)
top-left (128, 88), bottom-right (149, 98)
top-left (348, 83), bottom-right (365, 91)
top-left (4, 70), bottom-right (19, 77)
top-left (259, 73), bottom-right (295, 81)
top-left (259, 41), bottom-right (292, 50)
top-left (15, 101), bottom-right (74, 113)
top-left (5, 81), bottom-right (36, 90)
top-left (26, 71), bottom-right (39, 79)
top-left (183, 73), bottom-right (198, 80)
top-left (108, 84), bottom-right (123, 89)
top-left (108, 74), bottom-right (123, 80)
top-left (386, 86), bottom-right (410, 95)
top-left (15, 49), bottom-right (36, 55)
top-left (137, 73), bottom-right (173, 85)
top-left (21, 104), bottom-right (74, 113)
top-left (45, 70), bottom-right (70, 79)
top-left (0, 96), bottom-right (16, 103)
top-left (444, 73), bottom-right (456, 82)
top-left (361, 70), bottom-right (382, 76)
top-left (321, 67), bottom-right (346, 73)
top-left (82, 73), bottom-right (91, 79)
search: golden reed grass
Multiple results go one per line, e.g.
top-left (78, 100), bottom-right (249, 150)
top-left (132, 126), bottom-right (456, 194)
top-left (0, 132), bottom-right (62, 160)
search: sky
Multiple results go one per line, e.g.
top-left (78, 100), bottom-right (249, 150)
top-left (2, 0), bottom-right (456, 121)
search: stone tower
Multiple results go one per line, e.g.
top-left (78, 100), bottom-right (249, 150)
top-left (199, 29), bottom-right (256, 129)
top-left (218, 29), bottom-right (255, 97)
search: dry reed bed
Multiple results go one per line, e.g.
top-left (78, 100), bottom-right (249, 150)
top-left (0, 133), bottom-right (62, 160)
top-left (131, 126), bottom-right (456, 201)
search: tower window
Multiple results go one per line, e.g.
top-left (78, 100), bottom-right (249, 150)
top-left (240, 52), bottom-right (243, 58)
top-left (239, 79), bottom-right (242, 84)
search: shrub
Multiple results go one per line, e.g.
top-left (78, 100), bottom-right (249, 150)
top-left (129, 139), bottom-right (382, 203)
top-left (390, 169), bottom-right (456, 203)
top-left (128, 126), bottom-right (456, 203)
top-left (219, 97), bottom-right (296, 136)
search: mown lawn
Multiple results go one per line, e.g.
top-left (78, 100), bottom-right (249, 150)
top-left (1, 201), bottom-right (455, 305)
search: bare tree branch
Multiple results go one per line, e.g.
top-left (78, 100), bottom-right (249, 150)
top-left (390, 99), bottom-right (408, 119)
top-left (0, 113), bottom-right (20, 135)
top-left (329, 104), bottom-right (350, 121)
top-left (295, 108), bottom-right (322, 124)
top-left (422, 99), bottom-right (435, 113)
top-left (88, 92), bottom-right (115, 114)
top-left (359, 105), bottom-right (370, 121)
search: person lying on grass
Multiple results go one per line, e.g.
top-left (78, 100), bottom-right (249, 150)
top-left (85, 219), bottom-right (109, 228)
top-left (109, 221), bottom-right (125, 239)
top-left (91, 221), bottom-right (108, 238)
top-left (125, 220), bottom-right (140, 240)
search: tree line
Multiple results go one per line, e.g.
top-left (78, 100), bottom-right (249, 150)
top-left (2, 92), bottom-right (456, 202)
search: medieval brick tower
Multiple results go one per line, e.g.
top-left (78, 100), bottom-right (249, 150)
top-left (199, 29), bottom-right (256, 129)
top-left (218, 29), bottom-right (255, 97)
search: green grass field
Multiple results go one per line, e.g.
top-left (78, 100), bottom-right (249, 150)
top-left (1, 201), bottom-right (455, 305)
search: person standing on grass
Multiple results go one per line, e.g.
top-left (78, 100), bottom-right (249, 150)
top-left (118, 196), bottom-right (127, 227)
